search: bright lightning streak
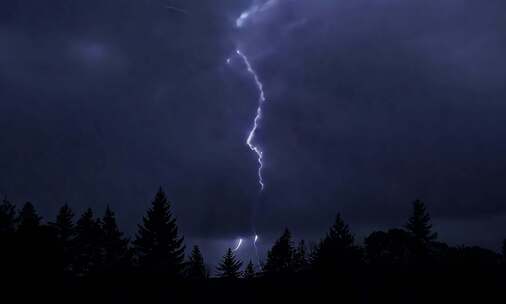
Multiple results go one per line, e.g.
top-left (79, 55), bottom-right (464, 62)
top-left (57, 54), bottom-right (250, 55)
top-left (253, 234), bottom-right (260, 268)
top-left (232, 238), bottom-right (243, 252)
top-left (226, 1), bottom-right (276, 264)
top-left (236, 8), bottom-right (256, 28)
top-left (235, 0), bottom-right (279, 28)
top-left (235, 49), bottom-right (267, 191)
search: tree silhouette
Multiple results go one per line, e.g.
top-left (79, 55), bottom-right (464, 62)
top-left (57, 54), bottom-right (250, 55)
top-left (74, 208), bottom-right (103, 275)
top-left (311, 213), bottom-right (362, 273)
top-left (0, 198), bottom-right (16, 234)
top-left (15, 202), bottom-right (60, 275)
top-left (51, 204), bottom-right (75, 243)
top-left (365, 231), bottom-right (388, 264)
top-left (186, 245), bottom-right (207, 279)
top-left (0, 198), bottom-right (17, 274)
top-left (216, 248), bottom-right (242, 279)
top-left (365, 229), bottom-right (415, 266)
top-left (243, 260), bottom-right (256, 279)
top-left (17, 202), bottom-right (41, 234)
top-left (264, 229), bottom-right (295, 275)
top-left (453, 246), bottom-right (501, 268)
top-left (406, 200), bottom-right (437, 243)
top-left (101, 205), bottom-right (130, 271)
top-left (1, 192), bottom-right (505, 299)
top-left (49, 204), bottom-right (76, 273)
top-left (133, 188), bottom-right (185, 276)
top-left (293, 240), bottom-right (308, 272)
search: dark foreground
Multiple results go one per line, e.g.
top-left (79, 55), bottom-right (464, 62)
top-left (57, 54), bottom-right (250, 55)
top-left (4, 269), bottom-right (504, 304)
top-left (1, 191), bottom-right (505, 303)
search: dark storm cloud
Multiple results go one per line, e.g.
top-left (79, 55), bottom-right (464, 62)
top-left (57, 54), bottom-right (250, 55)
top-left (237, 0), bottom-right (506, 242)
top-left (1, 0), bottom-right (506, 254)
top-left (0, 0), bottom-right (256, 238)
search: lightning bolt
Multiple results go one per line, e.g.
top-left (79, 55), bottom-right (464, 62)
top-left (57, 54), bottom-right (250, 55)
top-left (253, 234), bottom-right (260, 268)
top-left (235, 0), bottom-right (279, 28)
top-left (225, 0), bottom-right (276, 265)
top-left (234, 49), bottom-right (267, 191)
top-left (232, 238), bottom-right (243, 252)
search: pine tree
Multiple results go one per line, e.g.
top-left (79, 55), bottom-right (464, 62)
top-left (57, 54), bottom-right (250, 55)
top-left (311, 213), bottom-right (362, 273)
top-left (293, 240), bottom-right (308, 272)
top-left (243, 260), bottom-right (256, 279)
top-left (264, 229), bottom-right (295, 274)
top-left (133, 188), bottom-right (185, 276)
top-left (186, 245), bottom-right (207, 279)
top-left (101, 205), bottom-right (130, 270)
top-left (51, 204), bottom-right (75, 243)
top-left (17, 202), bottom-right (41, 234)
top-left (216, 248), bottom-right (242, 279)
top-left (0, 198), bottom-right (16, 234)
top-left (0, 198), bottom-right (17, 273)
top-left (405, 200), bottom-right (437, 243)
top-left (74, 208), bottom-right (103, 275)
top-left (15, 202), bottom-right (51, 274)
top-left (50, 204), bottom-right (76, 272)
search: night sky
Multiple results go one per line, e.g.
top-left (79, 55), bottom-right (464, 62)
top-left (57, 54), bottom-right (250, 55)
top-left (1, 0), bottom-right (506, 264)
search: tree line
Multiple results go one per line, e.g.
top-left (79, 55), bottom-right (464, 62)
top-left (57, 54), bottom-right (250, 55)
top-left (1, 187), bottom-right (505, 281)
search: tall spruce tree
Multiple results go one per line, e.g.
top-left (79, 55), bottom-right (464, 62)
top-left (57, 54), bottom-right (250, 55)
top-left (51, 204), bottom-right (75, 242)
top-left (50, 204), bottom-right (76, 272)
top-left (0, 198), bottom-right (16, 234)
top-left (186, 245), bottom-right (207, 279)
top-left (264, 229), bottom-right (295, 274)
top-left (74, 208), bottom-right (103, 275)
top-left (311, 213), bottom-right (362, 273)
top-left (16, 202), bottom-right (55, 274)
top-left (293, 240), bottom-right (308, 272)
top-left (0, 198), bottom-right (17, 273)
top-left (17, 202), bottom-right (41, 234)
top-left (216, 248), bottom-right (242, 279)
top-left (405, 200), bottom-right (437, 243)
top-left (133, 188), bottom-right (185, 276)
top-left (243, 260), bottom-right (256, 279)
top-left (101, 206), bottom-right (130, 270)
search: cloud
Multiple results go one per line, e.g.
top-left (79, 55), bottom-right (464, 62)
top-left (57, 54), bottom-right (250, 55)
top-left (233, 0), bottom-right (506, 236)
top-left (0, 0), bottom-right (505, 251)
